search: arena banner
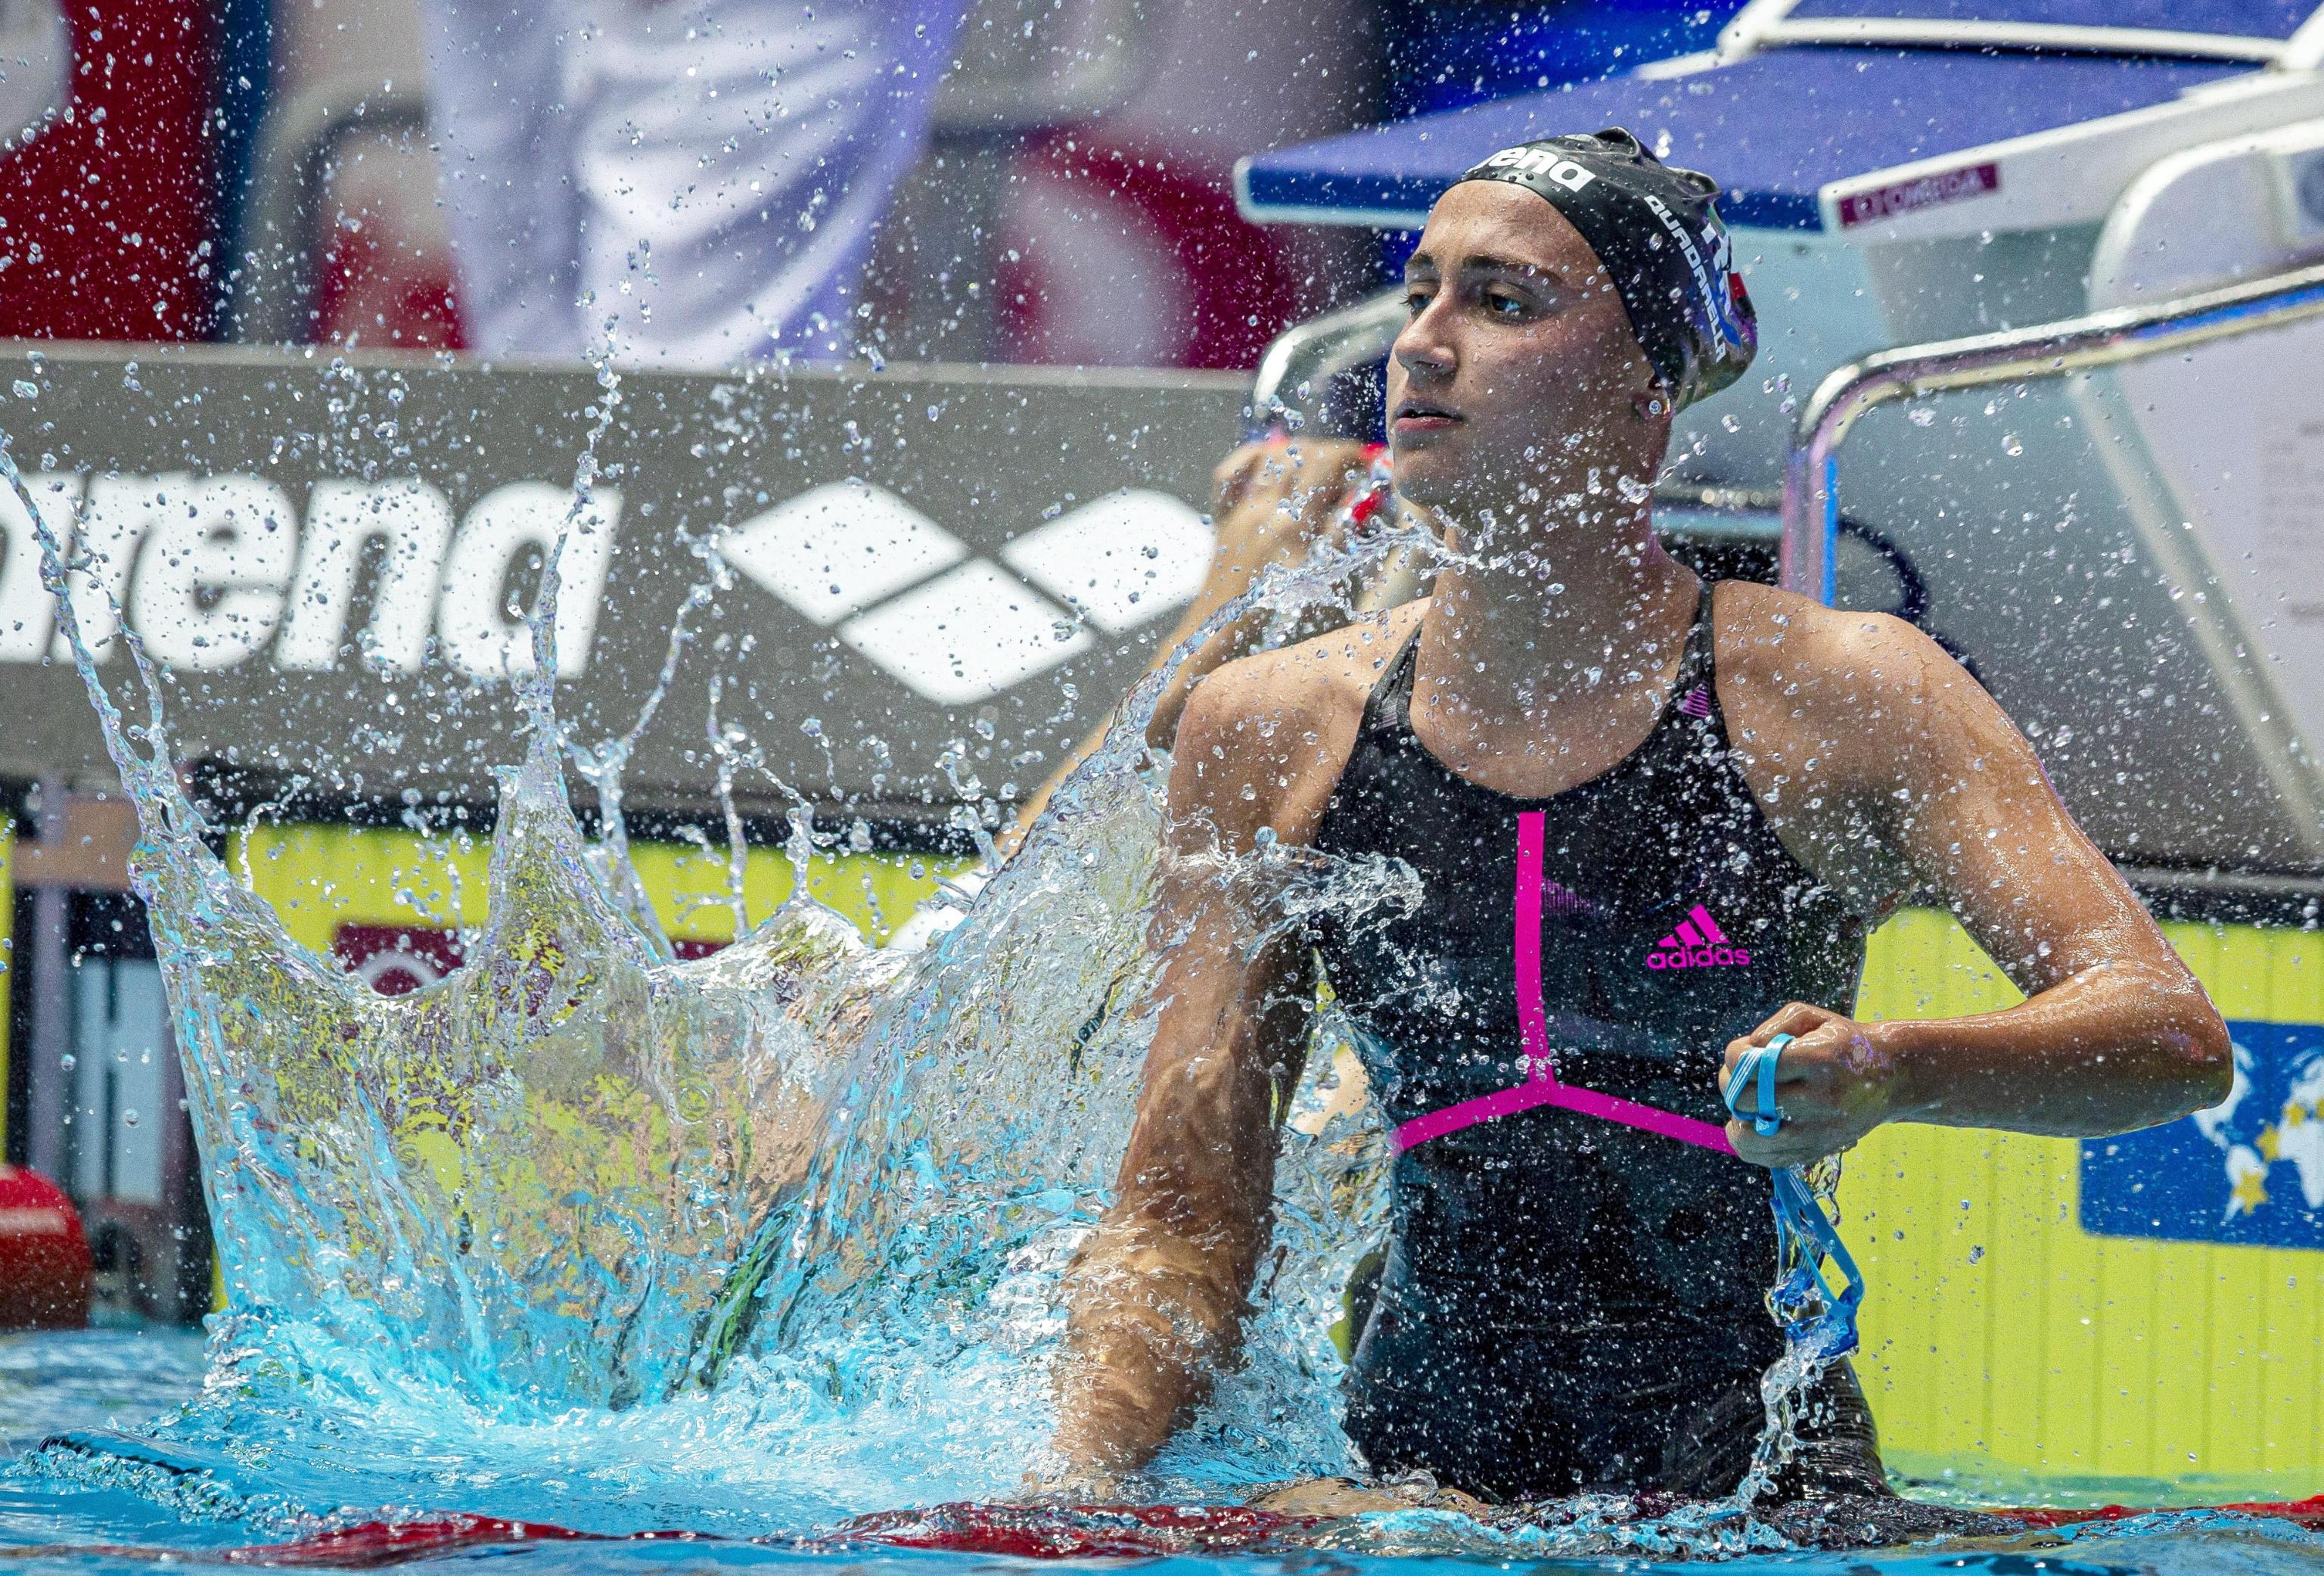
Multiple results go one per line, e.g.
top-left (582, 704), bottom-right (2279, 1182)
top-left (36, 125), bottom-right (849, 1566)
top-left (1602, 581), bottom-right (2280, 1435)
top-left (0, 343), bottom-right (1249, 831)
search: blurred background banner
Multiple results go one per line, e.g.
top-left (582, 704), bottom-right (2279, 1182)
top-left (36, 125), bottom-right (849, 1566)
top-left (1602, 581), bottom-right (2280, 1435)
top-left (0, 0), bottom-right (1727, 365)
top-left (0, 343), bottom-right (1241, 814)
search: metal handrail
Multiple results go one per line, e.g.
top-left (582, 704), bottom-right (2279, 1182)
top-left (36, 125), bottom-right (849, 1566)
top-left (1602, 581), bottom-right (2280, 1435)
top-left (223, 77), bottom-right (428, 345)
top-left (1716, 0), bottom-right (2318, 67)
top-left (1244, 287), bottom-right (1404, 438)
top-left (1778, 259), bottom-right (2324, 603)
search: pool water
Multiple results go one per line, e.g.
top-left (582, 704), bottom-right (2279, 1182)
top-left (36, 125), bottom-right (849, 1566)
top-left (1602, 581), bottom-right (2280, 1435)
top-left (6, 1328), bottom-right (2324, 1575)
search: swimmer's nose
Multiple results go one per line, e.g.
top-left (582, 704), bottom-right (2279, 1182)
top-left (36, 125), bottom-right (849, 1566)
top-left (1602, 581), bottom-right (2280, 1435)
top-left (1392, 306), bottom-right (1455, 385)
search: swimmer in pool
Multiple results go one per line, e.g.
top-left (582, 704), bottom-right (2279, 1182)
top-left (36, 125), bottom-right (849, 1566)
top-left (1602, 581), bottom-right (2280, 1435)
top-left (1045, 129), bottom-right (2231, 1505)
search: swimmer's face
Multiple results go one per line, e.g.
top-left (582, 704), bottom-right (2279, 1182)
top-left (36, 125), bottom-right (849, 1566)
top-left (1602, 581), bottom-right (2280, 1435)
top-left (1387, 182), bottom-right (1662, 510)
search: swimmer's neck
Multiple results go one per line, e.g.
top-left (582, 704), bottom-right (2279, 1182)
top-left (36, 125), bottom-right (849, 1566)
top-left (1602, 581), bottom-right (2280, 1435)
top-left (1420, 486), bottom-right (1699, 721)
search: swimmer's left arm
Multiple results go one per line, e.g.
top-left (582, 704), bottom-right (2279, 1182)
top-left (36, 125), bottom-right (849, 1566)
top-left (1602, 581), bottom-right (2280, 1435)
top-left (1716, 589), bottom-right (2231, 1167)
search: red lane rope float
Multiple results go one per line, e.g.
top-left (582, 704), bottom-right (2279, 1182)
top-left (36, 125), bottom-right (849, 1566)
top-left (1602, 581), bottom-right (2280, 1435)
top-left (21, 1494), bottom-right (2321, 1567)
top-left (185, 1504), bottom-right (1316, 1567)
top-left (223, 1518), bottom-right (642, 1567)
top-left (2001, 1495), bottom-right (2324, 1531)
top-left (0, 1164), bottom-right (92, 1330)
top-left (168, 1504), bottom-right (1316, 1566)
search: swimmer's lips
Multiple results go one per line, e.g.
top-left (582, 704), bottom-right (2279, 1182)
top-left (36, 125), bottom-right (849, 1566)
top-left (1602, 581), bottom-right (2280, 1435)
top-left (1390, 400), bottom-right (1462, 437)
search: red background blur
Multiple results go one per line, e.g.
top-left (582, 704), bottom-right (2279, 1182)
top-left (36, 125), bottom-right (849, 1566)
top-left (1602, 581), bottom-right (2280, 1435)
top-left (0, 0), bottom-right (222, 342)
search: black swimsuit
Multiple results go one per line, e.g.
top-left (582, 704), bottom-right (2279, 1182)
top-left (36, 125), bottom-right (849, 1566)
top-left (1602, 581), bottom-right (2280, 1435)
top-left (1310, 583), bottom-right (1888, 1503)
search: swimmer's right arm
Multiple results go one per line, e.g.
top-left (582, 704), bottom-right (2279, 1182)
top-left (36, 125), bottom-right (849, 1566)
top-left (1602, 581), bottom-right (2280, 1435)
top-left (1047, 661), bottom-right (1353, 1479)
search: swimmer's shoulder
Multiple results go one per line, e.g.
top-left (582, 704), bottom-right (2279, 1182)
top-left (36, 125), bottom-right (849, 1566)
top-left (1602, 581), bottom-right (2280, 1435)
top-left (1193, 600), bottom-right (1425, 725)
top-left (1172, 602), bottom-right (1428, 841)
top-left (1712, 578), bottom-right (1993, 793)
top-left (1713, 582), bottom-right (1969, 714)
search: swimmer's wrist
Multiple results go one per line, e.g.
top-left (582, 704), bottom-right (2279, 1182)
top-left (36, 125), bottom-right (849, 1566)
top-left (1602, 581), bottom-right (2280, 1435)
top-left (1861, 1018), bottom-right (1935, 1124)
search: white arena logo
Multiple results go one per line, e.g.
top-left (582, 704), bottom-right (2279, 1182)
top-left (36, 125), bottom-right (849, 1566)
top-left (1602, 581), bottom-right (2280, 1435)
top-left (716, 480), bottom-right (1213, 704)
top-left (0, 473), bottom-right (617, 679)
top-left (0, 474), bottom-right (1213, 704)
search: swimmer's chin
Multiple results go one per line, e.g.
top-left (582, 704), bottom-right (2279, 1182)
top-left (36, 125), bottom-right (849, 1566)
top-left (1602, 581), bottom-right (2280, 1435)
top-left (1384, 440), bottom-right (1460, 504)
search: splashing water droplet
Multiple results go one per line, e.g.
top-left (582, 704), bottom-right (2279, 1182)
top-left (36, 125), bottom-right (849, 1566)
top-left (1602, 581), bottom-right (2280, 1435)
top-left (0, 437), bottom-right (1459, 1531)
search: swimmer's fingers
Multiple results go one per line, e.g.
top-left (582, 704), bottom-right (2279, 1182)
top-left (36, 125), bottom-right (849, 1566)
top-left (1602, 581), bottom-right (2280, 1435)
top-left (1720, 1001), bottom-right (1832, 1092)
top-left (1285, 440), bottom-right (1376, 533)
top-left (1212, 439), bottom-right (1287, 517)
top-left (1212, 437), bottom-right (1371, 529)
top-left (1722, 1004), bottom-right (1889, 1167)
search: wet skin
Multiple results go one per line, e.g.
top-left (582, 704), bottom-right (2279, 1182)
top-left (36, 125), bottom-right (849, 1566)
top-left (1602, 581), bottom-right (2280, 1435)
top-left (1046, 181), bottom-right (2230, 1482)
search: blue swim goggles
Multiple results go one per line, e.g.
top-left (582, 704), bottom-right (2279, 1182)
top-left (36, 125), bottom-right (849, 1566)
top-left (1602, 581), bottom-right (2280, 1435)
top-left (1723, 1033), bottom-right (1866, 1366)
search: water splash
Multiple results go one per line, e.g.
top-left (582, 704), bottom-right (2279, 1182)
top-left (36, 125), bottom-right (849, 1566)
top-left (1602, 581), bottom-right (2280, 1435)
top-left (0, 427), bottom-right (1843, 1553)
top-left (0, 429), bottom-right (1425, 1510)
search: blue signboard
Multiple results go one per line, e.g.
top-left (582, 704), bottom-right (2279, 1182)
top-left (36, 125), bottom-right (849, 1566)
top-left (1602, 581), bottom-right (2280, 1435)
top-left (2081, 1019), bottom-right (2324, 1249)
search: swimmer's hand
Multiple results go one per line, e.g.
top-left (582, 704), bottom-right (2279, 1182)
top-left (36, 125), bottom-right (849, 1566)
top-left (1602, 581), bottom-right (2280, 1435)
top-left (1210, 434), bottom-right (1372, 526)
top-left (1000, 434), bottom-right (1375, 850)
top-left (1246, 1476), bottom-right (1488, 1516)
top-left (1720, 1002), bottom-right (1899, 1167)
top-left (1017, 1466), bottom-right (1122, 1505)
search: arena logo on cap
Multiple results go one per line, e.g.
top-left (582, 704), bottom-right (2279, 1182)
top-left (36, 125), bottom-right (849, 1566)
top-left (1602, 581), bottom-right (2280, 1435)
top-left (1484, 146), bottom-right (1598, 193)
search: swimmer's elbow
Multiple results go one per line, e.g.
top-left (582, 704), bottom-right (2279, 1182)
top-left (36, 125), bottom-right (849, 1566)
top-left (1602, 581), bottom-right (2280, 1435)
top-left (2135, 963), bottom-right (2232, 1117)
top-left (2180, 997), bottom-right (2235, 1112)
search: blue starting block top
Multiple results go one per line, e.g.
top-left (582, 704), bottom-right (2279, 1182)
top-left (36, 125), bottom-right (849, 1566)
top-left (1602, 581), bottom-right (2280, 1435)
top-left (1236, 0), bottom-right (2320, 232)
top-left (1235, 48), bottom-right (2248, 232)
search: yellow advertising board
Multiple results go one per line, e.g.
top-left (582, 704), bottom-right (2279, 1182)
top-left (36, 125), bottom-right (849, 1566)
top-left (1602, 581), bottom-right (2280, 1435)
top-left (1851, 910), bottom-right (2324, 1493)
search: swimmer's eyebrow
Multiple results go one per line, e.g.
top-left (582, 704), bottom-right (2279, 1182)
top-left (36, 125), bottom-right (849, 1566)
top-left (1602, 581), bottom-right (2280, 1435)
top-left (1402, 250), bottom-right (1569, 286)
top-left (1464, 253), bottom-right (1569, 284)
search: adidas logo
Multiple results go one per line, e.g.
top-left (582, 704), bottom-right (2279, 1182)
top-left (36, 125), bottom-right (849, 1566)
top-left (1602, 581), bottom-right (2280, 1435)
top-left (1645, 903), bottom-right (1751, 971)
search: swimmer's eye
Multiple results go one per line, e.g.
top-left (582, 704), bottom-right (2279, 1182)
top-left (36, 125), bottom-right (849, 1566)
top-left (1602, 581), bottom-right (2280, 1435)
top-left (1403, 288), bottom-right (1433, 317)
top-left (1484, 288), bottom-right (1530, 319)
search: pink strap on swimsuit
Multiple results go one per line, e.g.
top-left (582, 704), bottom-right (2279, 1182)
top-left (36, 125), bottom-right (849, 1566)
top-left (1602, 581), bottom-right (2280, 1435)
top-left (1390, 810), bottom-right (1738, 1157)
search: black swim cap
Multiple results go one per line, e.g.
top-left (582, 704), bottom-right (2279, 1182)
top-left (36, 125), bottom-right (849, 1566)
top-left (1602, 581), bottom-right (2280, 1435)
top-left (1452, 129), bottom-right (1756, 412)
